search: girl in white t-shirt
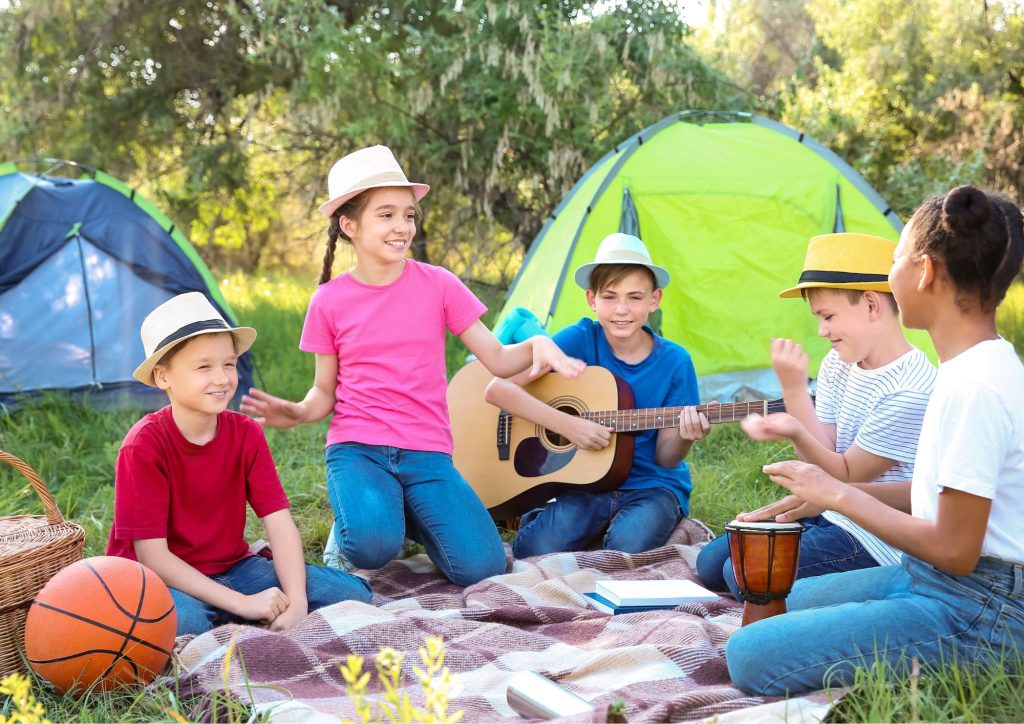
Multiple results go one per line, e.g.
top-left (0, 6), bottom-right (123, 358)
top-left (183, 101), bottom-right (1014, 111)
top-left (241, 146), bottom-right (584, 585)
top-left (726, 184), bottom-right (1024, 695)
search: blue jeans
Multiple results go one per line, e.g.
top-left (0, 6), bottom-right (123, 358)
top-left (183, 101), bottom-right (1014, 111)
top-left (695, 515), bottom-right (878, 600)
top-left (726, 555), bottom-right (1024, 695)
top-left (512, 487), bottom-right (683, 558)
top-left (170, 554), bottom-right (372, 636)
top-left (325, 442), bottom-right (507, 587)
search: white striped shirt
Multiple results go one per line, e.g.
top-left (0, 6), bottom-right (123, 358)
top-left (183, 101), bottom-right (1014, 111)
top-left (816, 347), bottom-right (936, 565)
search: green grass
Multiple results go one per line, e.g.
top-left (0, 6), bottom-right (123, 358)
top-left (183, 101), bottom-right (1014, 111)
top-left (2, 273), bottom-right (1024, 721)
top-left (997, 281), bottom-right (1024, 358)
top-left (827, 655), bottom-right (1024, 723)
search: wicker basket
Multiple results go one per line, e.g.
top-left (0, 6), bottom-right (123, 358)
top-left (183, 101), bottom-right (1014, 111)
top-left (0, 450), bottom-right (86, 676)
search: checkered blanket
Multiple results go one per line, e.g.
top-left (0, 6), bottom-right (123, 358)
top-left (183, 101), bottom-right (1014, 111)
top-left (167, 519), bottom-right (838, 722)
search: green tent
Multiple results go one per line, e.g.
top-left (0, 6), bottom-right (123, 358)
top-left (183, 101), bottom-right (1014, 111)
top-left (496, 111), bottom-right (933, 401)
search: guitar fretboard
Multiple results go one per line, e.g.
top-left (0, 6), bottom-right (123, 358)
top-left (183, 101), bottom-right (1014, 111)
top-left (581, 400), bottom-right (783, 432)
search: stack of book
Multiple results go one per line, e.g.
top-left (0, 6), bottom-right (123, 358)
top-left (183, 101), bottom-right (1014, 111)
top-left (584, 579), bottom-right (719, 615)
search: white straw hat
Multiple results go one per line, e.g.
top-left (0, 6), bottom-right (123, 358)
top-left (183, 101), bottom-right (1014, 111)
top-left (574, 233), bottom-right (670, 290)
top-left (318, 145), bottom-right (430, 217)
top-left (133, 292), bottom-right (256, 386)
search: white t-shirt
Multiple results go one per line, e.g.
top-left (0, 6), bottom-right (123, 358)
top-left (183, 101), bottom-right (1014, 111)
top-left (911, 338), bottom-right (1024, 564)
top-left (816, 347), bottom-right (936, 565)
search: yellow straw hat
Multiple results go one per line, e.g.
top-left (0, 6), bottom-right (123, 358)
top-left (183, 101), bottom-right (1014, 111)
top-left (778, 232), bottom-right (896, 298)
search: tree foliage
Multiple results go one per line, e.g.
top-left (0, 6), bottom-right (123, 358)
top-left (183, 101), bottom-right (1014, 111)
top-left (0, 0), bottom-right (746, 276)
top-left (5, 0), bottom-right (1019, 273)
top-left (699, 0), bottom-right (1024, 216)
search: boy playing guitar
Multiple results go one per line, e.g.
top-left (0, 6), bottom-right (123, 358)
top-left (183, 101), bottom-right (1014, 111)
top-left (484, 233), bottom-right (711, 557)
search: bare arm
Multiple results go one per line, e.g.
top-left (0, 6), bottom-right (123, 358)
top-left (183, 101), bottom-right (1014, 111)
top-left (262, 509), bottom-right (308, 631)
top-left (133, 539), bottom-right (288, 623)
top-left (241, 354), bottom-right (338, 427)
top-left (743, 414), bottom-right (896, 482)
top-left (849, 480), bottom-right (913, 513)
top-left (738, 481), bottom-right (911, 524)
top-left (790, 431), bottom-right (896, 482)
top-left (460, 321), bottom-right (586, 380)
top-left (484, 375), bottom-right (612, 450)
top-left (771, 338), bottom-right (836, 449)
top-left (764, 461), bottom-right (990, 575)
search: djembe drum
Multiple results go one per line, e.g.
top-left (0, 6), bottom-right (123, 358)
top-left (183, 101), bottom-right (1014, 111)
top-left (725, 520), bottom-right (803, 626)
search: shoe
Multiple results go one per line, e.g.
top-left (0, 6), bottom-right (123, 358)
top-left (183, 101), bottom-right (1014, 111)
top-left (323, 525), bottom-right (355, 572)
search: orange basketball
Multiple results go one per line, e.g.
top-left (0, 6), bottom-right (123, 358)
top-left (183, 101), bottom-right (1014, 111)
top-left (24, 556), bottom-right (177, 695)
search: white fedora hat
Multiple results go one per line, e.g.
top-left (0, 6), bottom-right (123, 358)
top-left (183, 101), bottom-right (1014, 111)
top-left (318, 145), bottom-right (430, 218)
top-left (574, 233), bottom-right (670, 290)
top-left (133, 292), bottom-right (256, 386)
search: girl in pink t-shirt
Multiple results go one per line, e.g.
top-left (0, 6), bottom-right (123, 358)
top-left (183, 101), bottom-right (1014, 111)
top-left (242, 145), bottom-right (584, 585)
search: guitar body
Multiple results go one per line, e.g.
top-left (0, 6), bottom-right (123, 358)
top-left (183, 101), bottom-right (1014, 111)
top-left (447, 360), bottom-right (635, 518)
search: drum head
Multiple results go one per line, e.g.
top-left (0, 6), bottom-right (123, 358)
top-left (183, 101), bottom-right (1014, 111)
top-left (725, 519), bottom-right (803, 532)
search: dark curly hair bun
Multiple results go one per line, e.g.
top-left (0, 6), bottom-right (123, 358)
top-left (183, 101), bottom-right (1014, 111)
top-left (942, 185), bottom-right (990, 234)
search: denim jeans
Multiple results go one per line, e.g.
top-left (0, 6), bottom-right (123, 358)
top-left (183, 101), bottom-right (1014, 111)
top-left (695, 515), bottom-right (878, 600)
top-left (170, 554), bottom-right (372, 636)
top-left (511, 487), bottom-right (682, 558)
top-left (325, 442), bottom-right (507, 587)
top-left (726, 554), bottom-right (1024, 695)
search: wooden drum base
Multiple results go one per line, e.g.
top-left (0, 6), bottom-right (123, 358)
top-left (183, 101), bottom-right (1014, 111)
top-left (741, 599), bottom-right (787, 626)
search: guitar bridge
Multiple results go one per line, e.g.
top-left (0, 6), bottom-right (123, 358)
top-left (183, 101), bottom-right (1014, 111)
top-left (497, 411), bottom-right (511, 461)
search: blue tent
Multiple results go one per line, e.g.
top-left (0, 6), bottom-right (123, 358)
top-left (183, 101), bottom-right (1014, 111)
top-left (0, 159), bottom-right (255, 409)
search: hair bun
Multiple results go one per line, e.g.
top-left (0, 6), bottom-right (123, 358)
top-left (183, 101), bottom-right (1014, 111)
top-left (942, 185), bottom-right (990, 233)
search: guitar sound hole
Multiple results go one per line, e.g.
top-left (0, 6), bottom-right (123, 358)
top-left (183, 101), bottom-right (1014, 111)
top-left (543, 406), bottom-right (580, 448)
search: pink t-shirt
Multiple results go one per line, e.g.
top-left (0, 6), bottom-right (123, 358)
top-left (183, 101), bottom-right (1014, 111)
top-left (300, 259), bottom-right (486, 453)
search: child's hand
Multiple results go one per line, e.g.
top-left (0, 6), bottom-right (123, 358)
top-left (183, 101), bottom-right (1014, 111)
top-left (741, 412), bottom-right (801, 441)
top-left (762, 460), bottom-right (844, 509)
top-left (560, 417), bottom-right (613, 450)
top-left (241, 388), bottom-right (304, 428)
top-left (269, 600), bottom-right (308, 632)
top-left (236, 587), bottom-right (289, 624)
top-left (770, 338), bottom-right (809, 392)
top-left (530, 336), bottom-right (586, 379)
top-left (736, 493), bottom-right (824, 524)
top-left (678, 405), bottom-right (711, 441)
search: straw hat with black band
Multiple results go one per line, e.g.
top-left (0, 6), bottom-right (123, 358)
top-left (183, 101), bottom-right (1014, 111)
top-left (778, 232), bottom-right (896, 299)
top-left (574, 233), bottom-right (670, 290)
top-left (133, 292), bottom-right (256, 386)
top-left (318, 145), bottom-right (430, 218)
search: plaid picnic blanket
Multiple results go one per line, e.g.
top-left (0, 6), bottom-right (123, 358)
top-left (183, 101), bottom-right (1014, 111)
top-left (167, 519), bottom-right (839, 722)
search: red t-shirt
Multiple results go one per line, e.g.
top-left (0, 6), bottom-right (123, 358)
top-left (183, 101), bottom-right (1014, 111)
top-left (106, 406), bottom-right (289, 575)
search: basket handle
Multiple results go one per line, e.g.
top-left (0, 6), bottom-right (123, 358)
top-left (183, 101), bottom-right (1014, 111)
top-left (0, 450), bottom-right (67, 526)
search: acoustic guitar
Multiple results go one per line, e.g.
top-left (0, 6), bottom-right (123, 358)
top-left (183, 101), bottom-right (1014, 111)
top-left (447, 359), bottom-right (785, 518)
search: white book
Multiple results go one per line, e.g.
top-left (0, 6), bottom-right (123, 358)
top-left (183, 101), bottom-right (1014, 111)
top-left (594, 579), bottom-right (719, 607)
top-left (583, 592), bottom-right (679, 615)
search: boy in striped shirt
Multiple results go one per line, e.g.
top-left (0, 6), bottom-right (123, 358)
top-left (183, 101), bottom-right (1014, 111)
top-left (696, 232), bottom-right (936, 598)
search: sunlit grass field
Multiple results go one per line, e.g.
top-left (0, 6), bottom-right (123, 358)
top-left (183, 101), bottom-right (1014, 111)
top-left (1, 274), bottom-right (1023, 721)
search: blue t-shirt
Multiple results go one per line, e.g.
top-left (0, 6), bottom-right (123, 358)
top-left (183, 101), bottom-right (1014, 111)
top-left (552, 318), bottom-right (700, 514)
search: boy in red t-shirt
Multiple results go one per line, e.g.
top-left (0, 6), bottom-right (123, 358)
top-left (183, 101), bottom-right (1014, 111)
top-left (107, 293), bottom-right (370, 636)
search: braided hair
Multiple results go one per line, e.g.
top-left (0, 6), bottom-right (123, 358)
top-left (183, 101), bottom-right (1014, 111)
top-left (318, 192), bottom-right (372, 285)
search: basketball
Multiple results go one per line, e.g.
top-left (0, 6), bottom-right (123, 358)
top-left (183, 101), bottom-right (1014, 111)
top-left (24, 556), bottom-right (177, 695)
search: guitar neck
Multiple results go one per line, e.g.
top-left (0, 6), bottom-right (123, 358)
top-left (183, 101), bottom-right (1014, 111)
top-left (581, 400), bottom-right (780, 432)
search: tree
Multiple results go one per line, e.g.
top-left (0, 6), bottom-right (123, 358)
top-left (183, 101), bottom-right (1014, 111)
top-left (0, 0), bottom-right (305, 269)
top-left (1, 0), bottom-right (748, 277)
top-left (698, 0), bottom-right (1023, 215)
top-left (695, 0), bottom-right (822, 108)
